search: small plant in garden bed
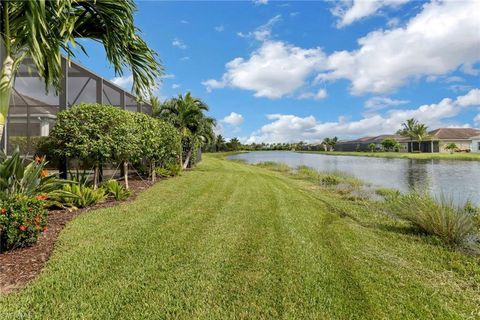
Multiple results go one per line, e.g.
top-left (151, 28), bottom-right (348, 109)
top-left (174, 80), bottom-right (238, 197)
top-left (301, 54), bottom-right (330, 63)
top-left (0, 194), bottom-right (48, 252)
top-left (103, 180), bottom-right (130, 201)
top-left (48, 184), bottom-right (106, 210)
top-left (155, 163), bottom-right (182, 178)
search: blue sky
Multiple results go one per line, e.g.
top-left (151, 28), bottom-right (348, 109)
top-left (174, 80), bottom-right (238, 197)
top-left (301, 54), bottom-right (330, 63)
top-left (73, 0), bottom-right (480, 143)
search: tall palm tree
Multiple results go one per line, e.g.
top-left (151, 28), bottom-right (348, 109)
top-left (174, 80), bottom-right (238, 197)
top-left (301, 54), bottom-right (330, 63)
top-left (397, 118), bottom-right (429, 152)
top-left (156, 92), bottom-right (216, 169)
top-left (0, 0), bottom-right (161, 142)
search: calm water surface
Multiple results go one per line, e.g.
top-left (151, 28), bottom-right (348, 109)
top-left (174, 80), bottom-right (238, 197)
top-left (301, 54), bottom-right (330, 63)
top-left (229, 151), bottom-right (480, 205)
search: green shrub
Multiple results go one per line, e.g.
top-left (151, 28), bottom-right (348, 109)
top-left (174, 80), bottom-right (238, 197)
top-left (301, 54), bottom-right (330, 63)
top-left (296, 166), bottom-right (320, 180)
top-left (48, 184), bottom-right (106, 209)
top-left (385, 192), bottom-right (478, 246)
top-left (155, 163), bottom-right (181, 178)
top-left (320, 174), bottom-right (340, 186)
top-left (103, 180), bottom-right (130, 201)
top-left (0, 194), bottom-right (48, 251)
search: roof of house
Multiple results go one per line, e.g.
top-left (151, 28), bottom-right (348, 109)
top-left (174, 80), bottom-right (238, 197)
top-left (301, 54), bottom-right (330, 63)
top-left (429, 128), bottom-right (480, 140)
top-left (337, 134), bottom-right (406, 144)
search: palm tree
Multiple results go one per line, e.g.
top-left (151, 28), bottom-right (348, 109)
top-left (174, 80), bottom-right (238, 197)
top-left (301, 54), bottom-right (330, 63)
top-left (397, 118), bottom-right (429, 152)
top-left (0, 0), bottom-right (161, 142)
top-left (215, 134), bottom-right (226, 152)
top-left (156, 92), bottom-right (216, 169)
top-left (322, 137), bottom-right (338, 151)
top-left (227, 137), bottom-right (241, 151)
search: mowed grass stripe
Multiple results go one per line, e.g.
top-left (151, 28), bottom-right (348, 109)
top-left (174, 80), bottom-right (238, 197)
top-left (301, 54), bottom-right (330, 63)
top-left (0, 156), bottom-right (478, 319)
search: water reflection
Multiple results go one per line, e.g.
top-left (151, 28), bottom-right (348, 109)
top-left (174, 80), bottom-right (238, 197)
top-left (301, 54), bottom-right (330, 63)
top-left (228, 152), bottom-right (480, 206)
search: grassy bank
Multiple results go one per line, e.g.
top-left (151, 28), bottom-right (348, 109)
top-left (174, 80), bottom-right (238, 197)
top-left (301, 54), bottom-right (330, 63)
top-left (0, 155), bottom-right (479, 319)
top-left (300, 151), bottom-right (480, 161)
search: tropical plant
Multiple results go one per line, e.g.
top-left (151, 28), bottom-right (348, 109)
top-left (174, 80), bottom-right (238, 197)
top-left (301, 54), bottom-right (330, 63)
top-left (49, 104), bottom-right (126, 188)
top-left (322, 137), bottom-right (338, 151)
top-left (397, 118), bottom-right (430, 153)
top-left (156, 92), bottom-right (216, 169)
top-left (381, 138), bottom-right (400, 152)
top-left (49, 183), bottom-right (106, 209)
top-left (0, 0), bottom-right (161, 144)
top-left (445, 143), bottom-right (458, 154)
top-left (227, 137), bottom-right (242, 151)
top-left (0, 194), bottom-right (48, 251)
top-left (0, 148), bottom-right (64, 196)
top-left (133, 113), bottom-right (180, 181)
top-left (368, 143), bottom-right (376, 152)
top-left (215, 135), bottom-right (227, 152)
top-left (103, 180), bottom-right (130, 201)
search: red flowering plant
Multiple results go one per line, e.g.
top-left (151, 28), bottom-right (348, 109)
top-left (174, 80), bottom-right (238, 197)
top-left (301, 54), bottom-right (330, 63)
top-left (0, 194), bottom-right (48, 252)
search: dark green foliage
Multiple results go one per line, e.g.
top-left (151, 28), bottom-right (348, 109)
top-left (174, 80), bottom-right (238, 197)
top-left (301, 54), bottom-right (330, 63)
top-left (103, 180), bottom-right (130, 201)
top-left (155, 163), bottom-right (182, 178)
top-left (48, 184), bottom-right (106, 209)
top-left (320, 174), bottom-right (341, 186)
top-left (0, 194), bottom-right (48, 251)
top-left (381, 138), bottom-right (400, 152)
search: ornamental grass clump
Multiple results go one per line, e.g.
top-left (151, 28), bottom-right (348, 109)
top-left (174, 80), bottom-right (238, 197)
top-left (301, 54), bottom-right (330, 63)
top-left (386, 192), bottom-right (478, 247)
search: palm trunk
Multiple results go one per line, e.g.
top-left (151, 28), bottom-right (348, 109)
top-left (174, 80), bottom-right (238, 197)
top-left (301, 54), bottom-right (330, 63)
top-left (0, 56), bottom-right (15, 145)
top-left (123, 161), bottom-right (129, 190)
top-left (183, 148), bottom-right (192, 169)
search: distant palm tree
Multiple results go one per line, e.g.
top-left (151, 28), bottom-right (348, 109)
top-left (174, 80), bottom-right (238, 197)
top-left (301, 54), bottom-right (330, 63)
top-left (227, 137), bottom-right (241, 151)
top-left (322, 137), bottom-right (338, 151)
top-left (397, 118), bottom-right (430, 152)
top-left (157, 92), bottom-right (216, 168)
top-left (0, 0), bottom-right (161, 143)
top-left (215, 135), bottom-right (226, 152)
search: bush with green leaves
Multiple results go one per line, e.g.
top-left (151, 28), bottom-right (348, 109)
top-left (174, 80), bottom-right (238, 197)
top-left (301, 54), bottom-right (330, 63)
top-left (132, 113), bottom-right (181, 181)
top-left (103, 180), bottom-right (130, 201)
top-left (49, 104), bottom-right (130, 188)
top-left (155, 163), bottom-right (181, 178)
top-left (0, 194), bottom-right (48, 251)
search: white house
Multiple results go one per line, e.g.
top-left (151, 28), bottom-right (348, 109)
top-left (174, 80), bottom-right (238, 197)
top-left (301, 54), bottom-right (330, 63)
top-left (471, 135), bottom-right (480, 153)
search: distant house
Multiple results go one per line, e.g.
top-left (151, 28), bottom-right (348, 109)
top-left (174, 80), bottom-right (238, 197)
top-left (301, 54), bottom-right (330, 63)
top-left (471, 135), bottom-right (480, 153)
top-left (334, 128), bottom-right (480, 153)
top-left (335, 134), bottom-right (408, 152)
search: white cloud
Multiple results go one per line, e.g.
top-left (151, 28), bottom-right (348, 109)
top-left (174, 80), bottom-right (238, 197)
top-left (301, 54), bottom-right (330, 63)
top-left (364, 96), bottom-right (409, 111)
top-left (161, 74), bottom-right (175, 79)
top-left (253, 0), bottom-right (268, 5)
top-left (202, 40), bottom-right (325, 98)
top-left (444, 76), bottom-right (464, 83)
top-left (332, 0), bottom-right (409, 28)
top-left (180, 20), bottom-right (189, 24)
top-left (172, 84), bottom-right (181, 89)
top-left (246, 89), bottom-right (480, 143)
top-left (474, 114), bottom-right (480, 126)
top-left (180, 56), bottom-right (190, 61)
top-left (222, 112), bottom-right (244, 126)
top-left (237, 15), bottom-right (281, 41)
top-left (214, 25), bottom-right (225, 32)
top-left (111, 74), bottom-right (133, 90)
top-left (298, 89), bottom-right (328, 100)
top-left (320, 0), bottom-right (480, 95)
top-left (172, 38), bottom-right (187, 49)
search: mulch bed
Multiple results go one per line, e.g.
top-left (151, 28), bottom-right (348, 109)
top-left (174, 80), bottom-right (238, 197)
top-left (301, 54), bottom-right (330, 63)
top-left (0, 179), bottom-right (154, 294)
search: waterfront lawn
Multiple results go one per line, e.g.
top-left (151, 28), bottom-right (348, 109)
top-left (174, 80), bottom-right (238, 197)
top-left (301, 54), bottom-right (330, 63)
top-left (302, 150), bottom-right (480, 161)
top-left (0, 155), bottom-right (479, 319)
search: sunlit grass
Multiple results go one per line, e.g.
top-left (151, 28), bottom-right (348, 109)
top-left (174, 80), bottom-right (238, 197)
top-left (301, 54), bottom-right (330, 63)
top-left (0, 155), bottom-right (479, 319)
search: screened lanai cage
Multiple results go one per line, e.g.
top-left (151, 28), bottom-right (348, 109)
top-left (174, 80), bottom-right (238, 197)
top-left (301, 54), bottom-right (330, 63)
top-left (1, 56), bottom-right (153, 179)
top-left (1, 56), bottom-right (152, 156)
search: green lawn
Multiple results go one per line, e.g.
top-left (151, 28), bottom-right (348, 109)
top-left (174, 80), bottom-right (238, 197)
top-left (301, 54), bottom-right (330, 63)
top-left (1, 155), bottom-right (479, 319)
top-left (300, 151), bottom-right (480, 161)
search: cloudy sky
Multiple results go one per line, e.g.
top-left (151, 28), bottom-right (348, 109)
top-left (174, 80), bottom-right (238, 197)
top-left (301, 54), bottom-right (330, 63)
top-left (75, 0), bottom-right (480, 143)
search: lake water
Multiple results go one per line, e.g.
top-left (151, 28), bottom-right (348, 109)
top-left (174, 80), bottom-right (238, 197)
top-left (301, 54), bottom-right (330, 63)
top-left (228, 151), bottom-right (480, 206)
